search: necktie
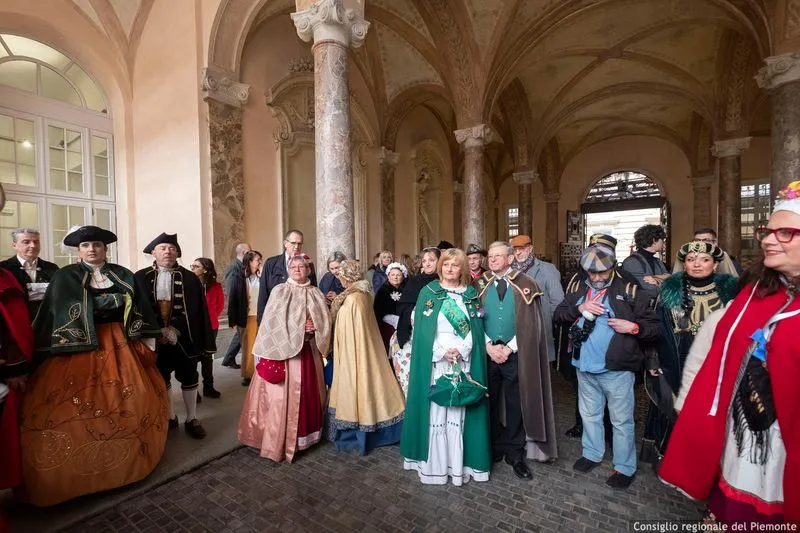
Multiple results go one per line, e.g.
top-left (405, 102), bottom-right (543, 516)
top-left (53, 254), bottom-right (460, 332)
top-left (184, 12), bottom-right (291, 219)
top-left (496, 278), bottom-right (507, 301)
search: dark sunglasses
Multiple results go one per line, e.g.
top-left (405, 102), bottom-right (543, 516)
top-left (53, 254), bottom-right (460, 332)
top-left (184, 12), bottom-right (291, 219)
top-left (754, 227), bottom-right (800, 243)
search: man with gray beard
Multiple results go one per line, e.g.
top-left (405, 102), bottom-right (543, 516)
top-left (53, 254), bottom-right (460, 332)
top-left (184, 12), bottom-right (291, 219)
top-left (554, 240), bottom-right (659, 490)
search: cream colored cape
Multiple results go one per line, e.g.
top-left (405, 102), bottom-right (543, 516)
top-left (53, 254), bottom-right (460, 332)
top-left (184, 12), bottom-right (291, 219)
top-left (251, 281), bottom-right (331, 361)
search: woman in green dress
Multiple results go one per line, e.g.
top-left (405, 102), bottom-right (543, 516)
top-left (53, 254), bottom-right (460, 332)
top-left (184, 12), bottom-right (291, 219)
top-left (400, 247), bottom-right (491, 485)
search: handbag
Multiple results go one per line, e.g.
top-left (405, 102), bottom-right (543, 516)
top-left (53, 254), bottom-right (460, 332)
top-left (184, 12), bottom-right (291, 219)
top-left (428, 363), bottom-right (487, 407)
top-left (256, 358), bottom-right (286, 384)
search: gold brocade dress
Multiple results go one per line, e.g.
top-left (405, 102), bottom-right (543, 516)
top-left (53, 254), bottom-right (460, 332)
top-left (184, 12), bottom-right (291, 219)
top-left (19, 284), bottom-right (167, 507)
top-left (327, 281), bottom-right (405, 454)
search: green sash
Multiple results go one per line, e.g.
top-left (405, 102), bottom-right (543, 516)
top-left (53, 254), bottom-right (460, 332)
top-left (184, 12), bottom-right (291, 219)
top-left (441, 297), bottom-right (470, 339)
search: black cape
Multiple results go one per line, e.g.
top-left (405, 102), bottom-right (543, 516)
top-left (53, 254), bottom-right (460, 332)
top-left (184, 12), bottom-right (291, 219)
top-left (396, 273), bottom-right (437, 347)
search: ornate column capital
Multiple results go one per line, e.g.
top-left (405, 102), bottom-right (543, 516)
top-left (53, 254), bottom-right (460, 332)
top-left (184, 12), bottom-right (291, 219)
top-left (756, 51), bottom-right (800, 90)
top-left (711, 137), bottom-right (751, 158)
top-left (454, 124), bottom-right (494, 149)
top-left (689, 175), bottom-right (715, 188)
top-left (512, 170), bottom-right (539, 186)
top-left (544, 192), bottom-right (561, 203)
top-left (453, 182), bottom-right (464, 194)
top-left (291, 0), bottom-right (370, 47)
top-left (202, 67), bottom-right (250, 107)
top-left (378, 146), bottom-right (399, 168)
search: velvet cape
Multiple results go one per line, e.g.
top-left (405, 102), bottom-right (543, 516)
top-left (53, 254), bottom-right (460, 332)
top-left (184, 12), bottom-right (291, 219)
top-left (399, 280), bottom-right (490, 472)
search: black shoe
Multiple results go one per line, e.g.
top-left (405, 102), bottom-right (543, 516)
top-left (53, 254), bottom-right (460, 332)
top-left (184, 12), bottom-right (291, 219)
top-left (565, 423), bottom-right (583, 438)
top-left (573, 457), bottom-right (602, 473)
top-left (196, 392), bottom-right (202, 403)
top-left (606, 471), bottom-right (635, 489)
top-left (203, 387), bottom-right (221, 399)
top-left (505, 458), bottom-right (532, 479)
top-left (168, 416), bottom-right (179, 430)
top-left (241, 378), bottom-right (251, 387)
top-left (184, 419), bottom-right (207, 439)
top-left (222, 362), bottom-right (241, 369)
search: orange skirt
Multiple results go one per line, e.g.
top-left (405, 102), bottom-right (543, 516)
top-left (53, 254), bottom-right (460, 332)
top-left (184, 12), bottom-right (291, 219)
top-left (18, 322), bottom-right (168, 507)
top-left (241, 316), bottom-right (257, 380)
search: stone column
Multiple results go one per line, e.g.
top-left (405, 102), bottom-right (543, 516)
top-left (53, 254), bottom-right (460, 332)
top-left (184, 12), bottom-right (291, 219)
top-left (689, 175), bottom-right (715, 230)
top-left (453, 181), bottom-right (463, 246)
top-left (454, 124), bottom-right (493, 248)
top-left (378, 147), bottom-right (399, 252)
top-left (512, 170), bottom-right (537, 237)
top-left (544, 192), bottom-right (560, 264)
top-left (201, 67), bottom-right (250, 279)
top-left (756, 51), bottom-right (800, 194)
top-left (712, 137), bottom-right (750, 258)
top-left (292, 0), bottom-right (369, 262)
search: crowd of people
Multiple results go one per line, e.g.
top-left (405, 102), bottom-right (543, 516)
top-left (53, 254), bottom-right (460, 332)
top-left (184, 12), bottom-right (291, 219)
top-left (2, 182), bottom-right (800, 527)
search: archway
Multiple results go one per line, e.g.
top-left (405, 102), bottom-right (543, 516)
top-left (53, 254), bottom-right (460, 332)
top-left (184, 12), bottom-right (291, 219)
top-left (580, 171), bottom-right (669, 264)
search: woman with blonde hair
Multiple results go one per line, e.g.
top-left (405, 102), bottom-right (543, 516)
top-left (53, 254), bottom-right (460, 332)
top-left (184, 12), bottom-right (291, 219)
top-left (327, 260), bottom-right (405, 455)
top-left (401, 248), bottom-right (491, 485)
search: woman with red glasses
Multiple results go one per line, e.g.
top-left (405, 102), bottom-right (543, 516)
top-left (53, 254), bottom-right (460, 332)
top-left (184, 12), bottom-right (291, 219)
top-left (660, 181), bottom-right (800, 525)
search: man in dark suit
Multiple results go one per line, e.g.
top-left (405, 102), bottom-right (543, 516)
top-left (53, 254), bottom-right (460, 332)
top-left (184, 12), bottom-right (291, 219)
top-left (256, 229), bottom-right (317, 324)
top-left (221, 242), bottom-right (250, 369)
top-left (0, 228), bottom-right (59, 320)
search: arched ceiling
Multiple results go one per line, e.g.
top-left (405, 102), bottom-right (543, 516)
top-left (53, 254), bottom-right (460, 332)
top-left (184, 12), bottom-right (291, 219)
top-left (68, 0), bottom-right (154, 67)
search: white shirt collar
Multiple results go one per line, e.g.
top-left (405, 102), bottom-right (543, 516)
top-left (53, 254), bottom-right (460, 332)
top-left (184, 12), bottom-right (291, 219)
top-left (17, 255), bottom-right (37, 267)
top-left (493, 267), bottom-right (513, 280)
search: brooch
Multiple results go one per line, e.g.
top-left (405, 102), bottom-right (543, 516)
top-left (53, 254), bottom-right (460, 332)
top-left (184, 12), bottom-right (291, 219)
top-left (523, 288), bottom-right (531, 295)
top-left (423, 309), bottom-right (433, 317)
top-left (390, 291), bottom-right (401, 302)
top-left (425, 299), bottom-right (433, 308)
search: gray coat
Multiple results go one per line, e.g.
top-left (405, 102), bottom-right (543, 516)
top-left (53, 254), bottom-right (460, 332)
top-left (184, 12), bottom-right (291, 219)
top-left (517, 259), bottom-right (564, 362)
top-left (621, 251), bottom-right (669, 305)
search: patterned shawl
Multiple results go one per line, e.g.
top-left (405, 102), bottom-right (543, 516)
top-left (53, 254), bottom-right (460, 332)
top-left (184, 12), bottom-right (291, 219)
top-left (251, 280), bottom-right (331, 361)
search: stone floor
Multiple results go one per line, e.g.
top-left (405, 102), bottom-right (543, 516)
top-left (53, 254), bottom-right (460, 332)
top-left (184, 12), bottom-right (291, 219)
top-left (10, 330), bottom-right (705, 533)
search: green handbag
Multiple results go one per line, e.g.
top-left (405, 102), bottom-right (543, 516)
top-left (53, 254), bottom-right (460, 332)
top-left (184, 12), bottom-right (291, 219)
top-left (428, 363), bottom-right (488, 407)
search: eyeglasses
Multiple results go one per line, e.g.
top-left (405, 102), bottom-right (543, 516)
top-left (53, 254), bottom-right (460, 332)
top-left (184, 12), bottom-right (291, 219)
top-left (754, 227), bottom-right (800, 243)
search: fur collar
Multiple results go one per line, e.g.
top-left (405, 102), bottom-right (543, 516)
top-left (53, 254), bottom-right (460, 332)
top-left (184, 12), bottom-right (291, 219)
top-left (659, 272), bottom-right (739, 310)
top-left (330, 279), bottom-right (372, 324)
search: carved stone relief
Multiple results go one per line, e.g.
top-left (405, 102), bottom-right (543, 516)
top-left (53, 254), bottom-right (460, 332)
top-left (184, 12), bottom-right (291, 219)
top-left (724, 38), bottom-right (751, 132)
top-left (410, 140), bottom-right (449, 249)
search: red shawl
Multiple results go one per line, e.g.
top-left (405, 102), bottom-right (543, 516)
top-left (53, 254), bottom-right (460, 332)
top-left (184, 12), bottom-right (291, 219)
top-left (0, 268), bottom-right (33, 490)
top-left (659, 283), bottom-right (800, 520)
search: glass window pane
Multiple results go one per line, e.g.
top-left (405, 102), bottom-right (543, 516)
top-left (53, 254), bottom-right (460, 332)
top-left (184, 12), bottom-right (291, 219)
top-left (16, 142), bottom-right (34, 165)
top-left (0, 161), bottom-right (15, 183)
top-left (95, 208), bottom-right (110, 229)
top-left (18, 201), bottom-right (39, 229)
top-left (94, 155), bottom-right (108, 177)
top-left (95, 175), bottom-right (109, 196)
top-left (68, 205), bottom-right (84, 224)
top-left (0, 139), bottom-right (14, 161)
top-left (0, 115), bottom-right (12, 138)
top-left (49, 147), bottom-right (64, 169)
top-left (66, 151), bottom-right (82, 173)
top-left (49, 126), bottom-right (64, 148)
top-left (1, 35), bottom-right (71, 70)
top-left (15, 118), bottom-right (33, 140)
top-left (50, 168), bottom-right (66, 190)
top-left (92, 136), bottom-right (107, 156)
top-left (0, 60), bottom-right (37, 93)
top-left (67, 171), bottom-right (82, 192)
top-left (17, 164), bottom-right (35, 187)
top-left (51, 204), bottom-right (67, 228)
top-left (65, 64), bottom-right (106, 113)
top-left (65, 130), bottom-right (81, 149)
top-left (41, 67), bottom-right (82, 107)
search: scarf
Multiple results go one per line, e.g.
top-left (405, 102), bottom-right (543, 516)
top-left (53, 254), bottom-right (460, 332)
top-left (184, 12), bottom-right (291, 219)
top-left (513, 256), bottom-right (535, 275)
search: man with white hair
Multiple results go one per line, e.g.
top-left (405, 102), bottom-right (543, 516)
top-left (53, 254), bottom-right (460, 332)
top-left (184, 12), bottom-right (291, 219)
top-left (0, 228), bottom-right (58, 319)
top-left (474, 241), bottom-right (558, 480)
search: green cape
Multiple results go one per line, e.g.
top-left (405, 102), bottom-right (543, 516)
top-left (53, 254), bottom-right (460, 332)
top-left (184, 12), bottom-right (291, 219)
top-left (399, 280), bottom-right (491, 472)
top-left (33, 262), bottom-right (162, 355)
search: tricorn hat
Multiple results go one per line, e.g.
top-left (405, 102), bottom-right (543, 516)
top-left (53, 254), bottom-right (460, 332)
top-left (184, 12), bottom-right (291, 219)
top-left (465, 244), bottom-right (487, 256)
top-left (143, 232), bottom-right (182, 257)
top-left (63, 225), bottom-right (117, 247)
